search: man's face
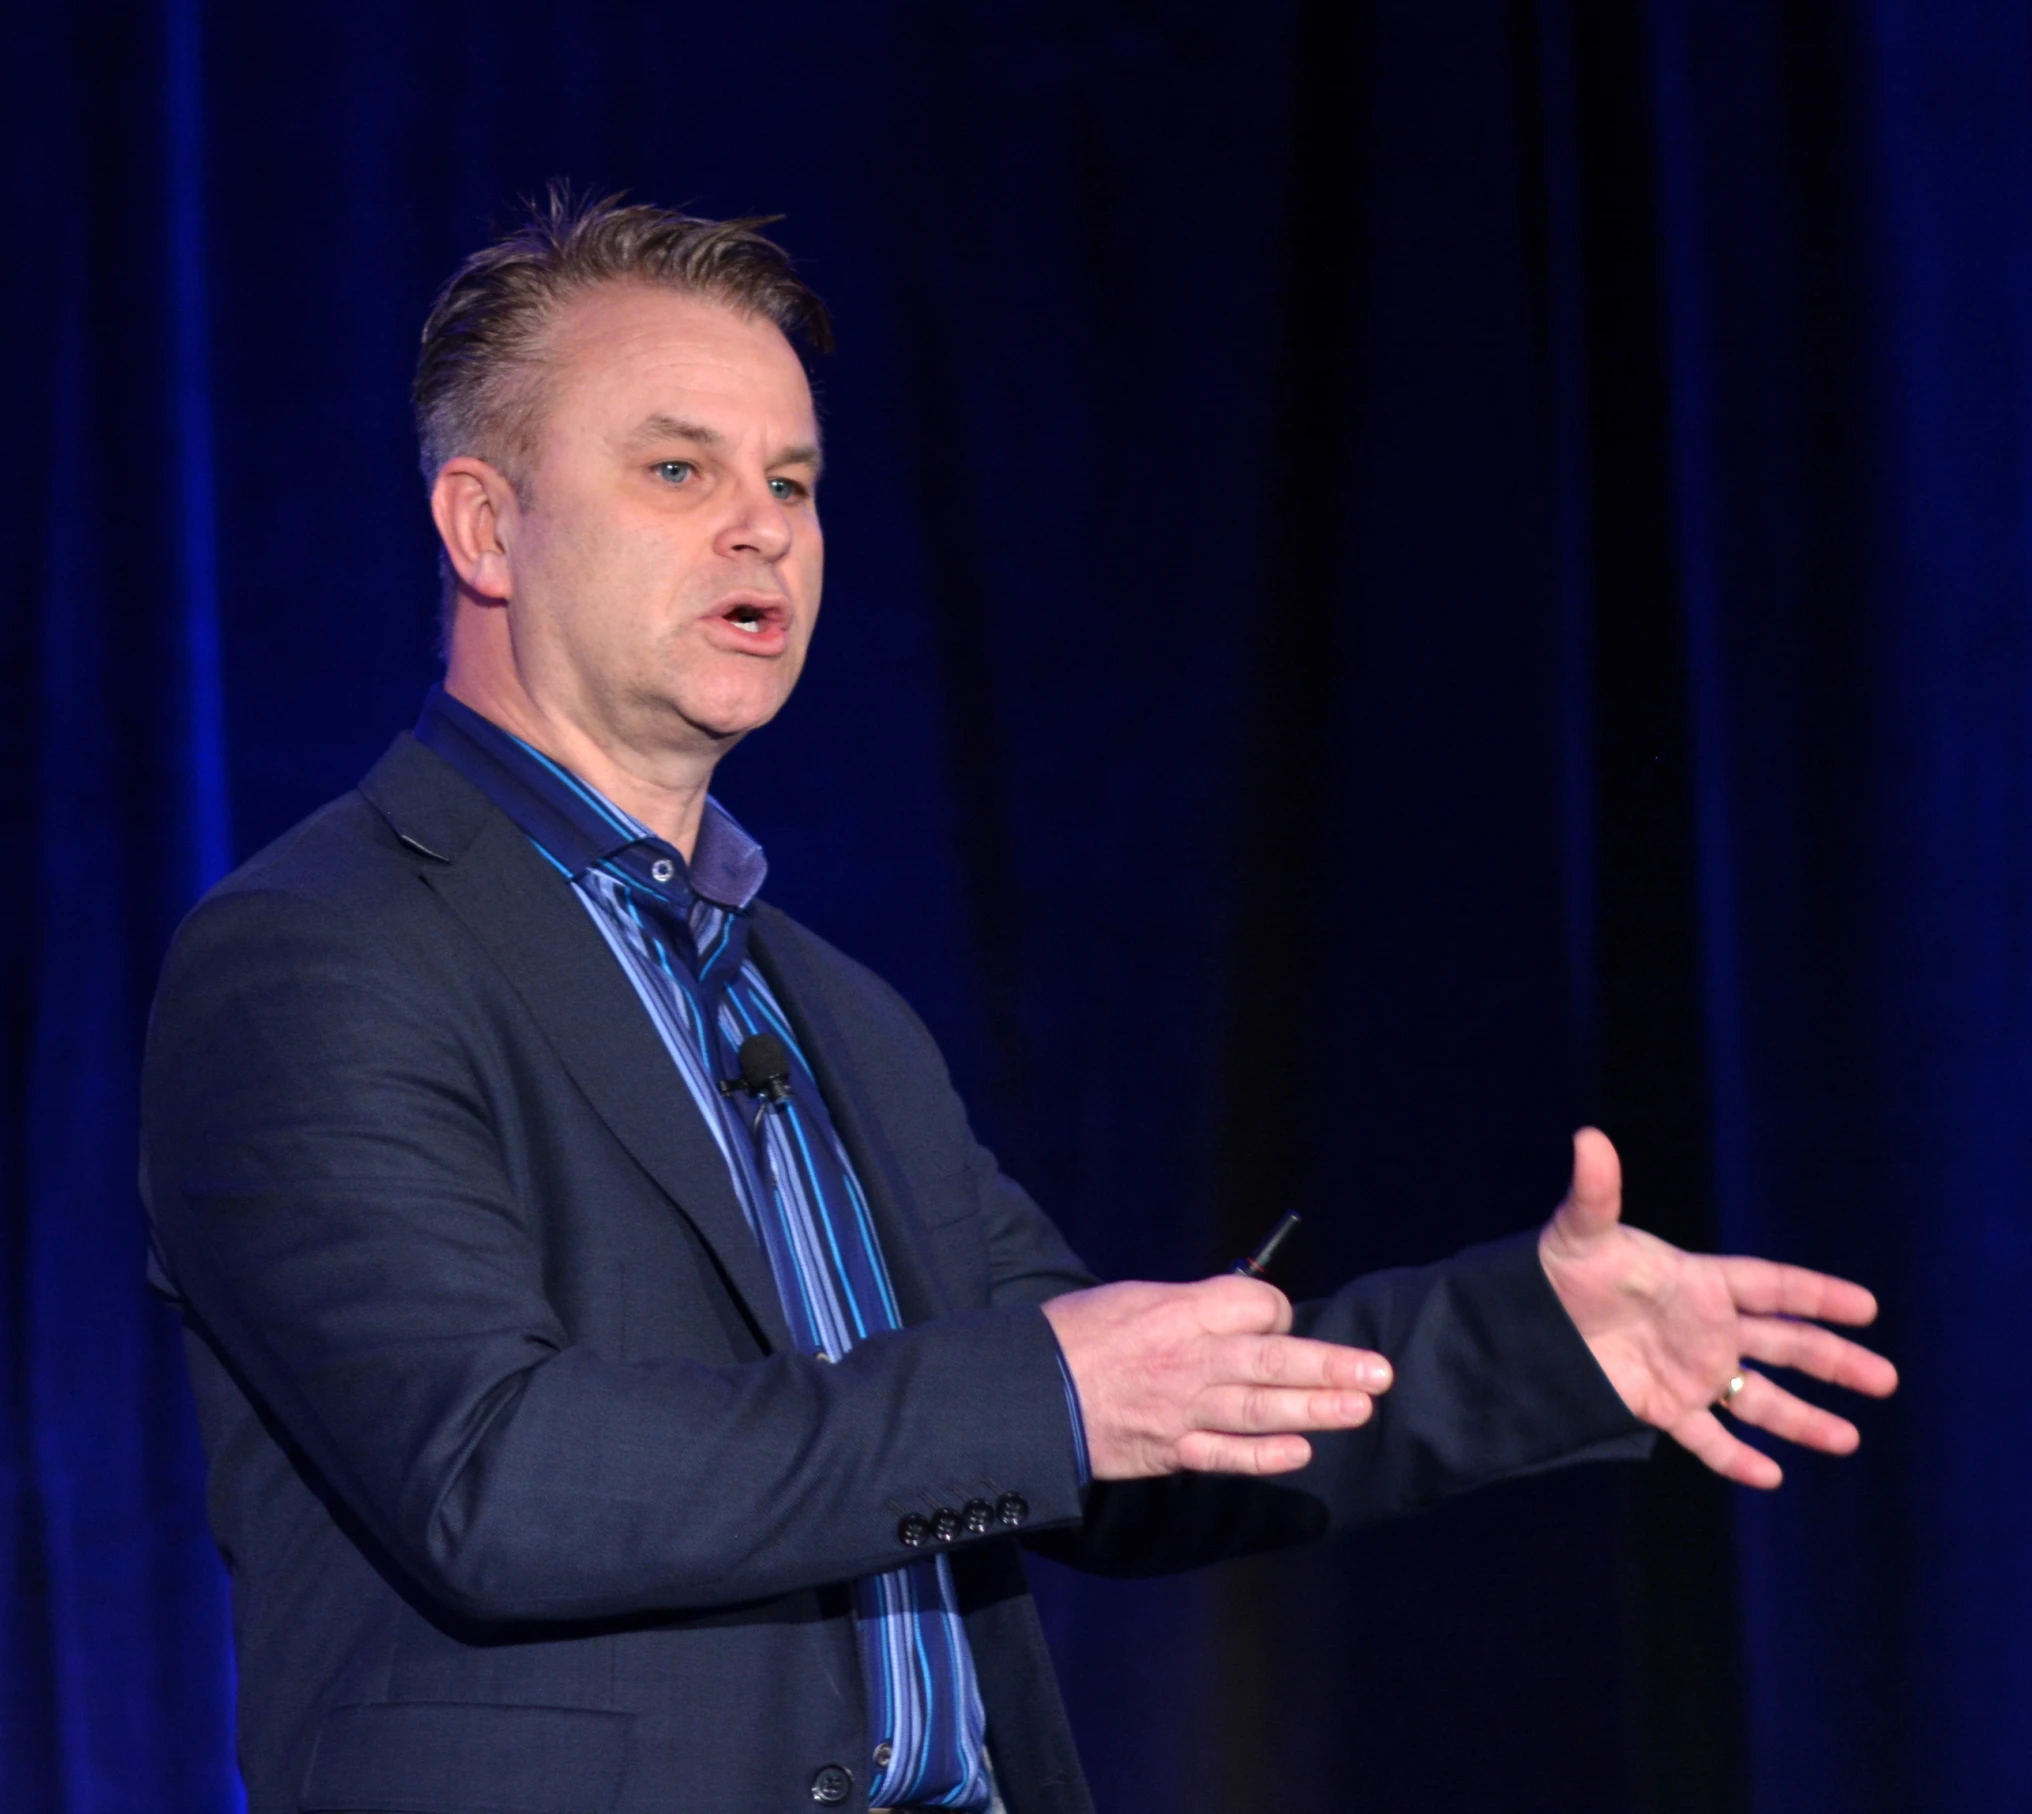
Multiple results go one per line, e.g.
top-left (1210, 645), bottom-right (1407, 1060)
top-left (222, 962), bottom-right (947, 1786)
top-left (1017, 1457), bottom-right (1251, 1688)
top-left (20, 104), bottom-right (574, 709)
top-left (496, 283), bottom-right (824, 760)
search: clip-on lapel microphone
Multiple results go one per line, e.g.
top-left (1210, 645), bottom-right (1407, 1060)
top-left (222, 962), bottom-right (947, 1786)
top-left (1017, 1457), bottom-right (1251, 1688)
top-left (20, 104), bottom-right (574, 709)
top-left (719, 1031), bottom-right (794, 1138)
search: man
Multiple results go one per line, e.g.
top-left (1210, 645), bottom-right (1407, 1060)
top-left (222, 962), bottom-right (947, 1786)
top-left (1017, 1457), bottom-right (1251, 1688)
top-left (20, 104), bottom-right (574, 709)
top-left (142, 193), bottom-right (1895, 1814)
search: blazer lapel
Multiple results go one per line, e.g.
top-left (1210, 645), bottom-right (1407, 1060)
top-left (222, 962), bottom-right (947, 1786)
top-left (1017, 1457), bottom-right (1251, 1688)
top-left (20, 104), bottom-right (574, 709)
top-left (360, 737), bottom-right (793, 1353)
top-left (747, 912), bottom-right (955, 1328)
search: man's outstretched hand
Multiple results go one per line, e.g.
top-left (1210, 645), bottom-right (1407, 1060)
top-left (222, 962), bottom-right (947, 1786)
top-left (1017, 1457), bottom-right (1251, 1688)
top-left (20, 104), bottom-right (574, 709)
top-left (1041, 1275), bottom-right (1393, 1480)
top-left (1539, 1127), bottom-right (1899, 1488)
top-left (1045, 1126), bottom-right (1894, 1487)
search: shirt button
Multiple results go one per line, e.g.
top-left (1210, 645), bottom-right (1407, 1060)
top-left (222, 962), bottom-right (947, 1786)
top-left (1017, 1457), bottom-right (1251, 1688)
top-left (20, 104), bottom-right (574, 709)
top-left (873, 1740), bottom-right (894, 1768)
top-left (649, 858), bottom-right (676, 883)
top-left (811, 1763), bottom-right (853, 1803)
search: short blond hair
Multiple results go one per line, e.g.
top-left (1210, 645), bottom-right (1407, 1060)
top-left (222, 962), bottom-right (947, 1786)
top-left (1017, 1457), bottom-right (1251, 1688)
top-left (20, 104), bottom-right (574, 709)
top-left (413, 185), bottom-right (833, 493)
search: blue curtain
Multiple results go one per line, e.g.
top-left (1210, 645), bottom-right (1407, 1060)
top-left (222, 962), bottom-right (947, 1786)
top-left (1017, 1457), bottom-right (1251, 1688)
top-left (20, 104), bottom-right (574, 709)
top-left (3, 2), bottom-right (2027, 1808)
top-left (1656, 3), bottom-right (2032, 1804)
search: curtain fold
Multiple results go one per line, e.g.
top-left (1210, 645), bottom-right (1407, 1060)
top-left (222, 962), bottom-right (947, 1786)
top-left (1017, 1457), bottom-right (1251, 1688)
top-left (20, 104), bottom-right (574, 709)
top-left (4, 4), bottom-right (241, 1811)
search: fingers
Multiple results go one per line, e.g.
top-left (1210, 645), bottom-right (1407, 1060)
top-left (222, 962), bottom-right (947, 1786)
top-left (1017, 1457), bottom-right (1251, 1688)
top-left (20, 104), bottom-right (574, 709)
top-left (1192, 1381), bottom-right (1377, 1436)
top-left (1721, 1367), bottom-right (1860, 1456)
top-left (1176, 1431), bottom-right (1315, 1475)
top-left (1177, 1334), bottom-right (1389, 1449)
top-left (1041, 1277), bottom-right (1392, 1481)
top-left (1550, 1127), bottom-right (1624, 1239)
top-left (1192, 1273), bottom-right (1297, 1337)
top-left (1737, 1315), bottom-right (1900, 1398)
top-left (1677, 1362), bottom-right (1879, 1486)
top-left (1216, 1332), bottom-right (1393, 1394)
top-left (1159, 1332), bottom-right (1389, 1474)
top-left (1669, 1405), bottom-right (1784, 1490)
top-left (1717, 1255), bottom-right (1880, 1326)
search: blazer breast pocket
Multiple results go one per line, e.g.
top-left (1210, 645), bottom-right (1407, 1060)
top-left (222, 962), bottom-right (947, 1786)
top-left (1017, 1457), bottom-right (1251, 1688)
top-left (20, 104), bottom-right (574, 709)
top-left (299, 1700), bottom-right (633, 1813)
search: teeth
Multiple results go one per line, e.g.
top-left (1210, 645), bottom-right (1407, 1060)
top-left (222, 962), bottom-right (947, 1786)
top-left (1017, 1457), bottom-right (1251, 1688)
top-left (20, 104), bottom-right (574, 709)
top-left (730, 616), bottom-right (762, 633)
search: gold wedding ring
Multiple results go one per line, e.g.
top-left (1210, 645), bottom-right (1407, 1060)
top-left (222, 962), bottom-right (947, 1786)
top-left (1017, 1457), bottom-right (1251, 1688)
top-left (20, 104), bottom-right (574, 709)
top-left (1718, 1371), bottom-right (1747, 1408)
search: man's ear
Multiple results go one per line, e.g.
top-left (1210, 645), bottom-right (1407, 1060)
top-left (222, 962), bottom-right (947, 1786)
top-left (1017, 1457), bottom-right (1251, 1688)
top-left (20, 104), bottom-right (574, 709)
top-left (430, 456), bottom-right (521, 604)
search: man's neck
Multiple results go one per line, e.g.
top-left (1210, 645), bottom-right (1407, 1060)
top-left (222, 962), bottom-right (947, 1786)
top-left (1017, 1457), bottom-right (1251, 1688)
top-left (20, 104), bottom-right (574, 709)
top-left (442, 672), bottom-right (719, 860)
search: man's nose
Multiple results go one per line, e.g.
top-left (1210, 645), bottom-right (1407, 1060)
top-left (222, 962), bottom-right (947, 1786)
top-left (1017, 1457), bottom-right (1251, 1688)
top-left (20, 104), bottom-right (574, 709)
top-left (715, 477), bottom-right (795, 562)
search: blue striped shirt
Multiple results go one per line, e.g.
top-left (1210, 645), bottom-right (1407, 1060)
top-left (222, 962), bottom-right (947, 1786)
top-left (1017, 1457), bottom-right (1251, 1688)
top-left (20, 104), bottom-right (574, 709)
top-left (414, 687), bottom-right (1085, 1810)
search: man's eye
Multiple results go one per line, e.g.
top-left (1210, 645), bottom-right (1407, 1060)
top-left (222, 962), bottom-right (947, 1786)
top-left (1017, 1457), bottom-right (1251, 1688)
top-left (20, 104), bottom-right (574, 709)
top-left (768, 477), bottom-right (807, 502)
top-left (653, 460), bottom-right (695, 484)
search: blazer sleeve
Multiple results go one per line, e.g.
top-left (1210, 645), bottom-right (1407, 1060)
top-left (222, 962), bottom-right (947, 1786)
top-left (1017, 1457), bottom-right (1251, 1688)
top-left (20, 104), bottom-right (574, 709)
top-left (620, 920), bottom-right (1650, 1581)
top-left (979, 1189), bottom-right (1654, 1578)
top-left (142, 881), bottom-right (1089, 1626)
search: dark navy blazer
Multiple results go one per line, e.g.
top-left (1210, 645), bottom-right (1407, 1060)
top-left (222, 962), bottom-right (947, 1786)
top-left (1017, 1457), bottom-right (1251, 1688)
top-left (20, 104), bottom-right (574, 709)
top-left (141, 733), bottom-right (1649, 1814)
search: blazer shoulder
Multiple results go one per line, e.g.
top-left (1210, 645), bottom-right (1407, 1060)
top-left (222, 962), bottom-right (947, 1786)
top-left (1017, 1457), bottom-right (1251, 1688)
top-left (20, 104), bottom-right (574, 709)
top-left (197, 733), bottom-right (490, 916)
top-left (157, 735), bottom-right (503, 1004)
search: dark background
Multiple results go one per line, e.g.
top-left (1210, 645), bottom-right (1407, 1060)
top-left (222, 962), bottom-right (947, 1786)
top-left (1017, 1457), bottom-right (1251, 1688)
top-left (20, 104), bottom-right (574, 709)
top-left (5, 1), bottom-right (2027, 1809)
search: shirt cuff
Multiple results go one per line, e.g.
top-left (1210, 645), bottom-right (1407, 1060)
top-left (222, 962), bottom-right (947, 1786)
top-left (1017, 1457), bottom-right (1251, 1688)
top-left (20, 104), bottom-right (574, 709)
top-left (1051, 1344), bottom-right (1093, 1487)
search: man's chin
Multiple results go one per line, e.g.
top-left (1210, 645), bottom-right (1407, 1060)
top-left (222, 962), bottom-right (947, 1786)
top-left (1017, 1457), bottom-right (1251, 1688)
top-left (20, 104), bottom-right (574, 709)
top-left (667, 690), bottom-right (795, 750)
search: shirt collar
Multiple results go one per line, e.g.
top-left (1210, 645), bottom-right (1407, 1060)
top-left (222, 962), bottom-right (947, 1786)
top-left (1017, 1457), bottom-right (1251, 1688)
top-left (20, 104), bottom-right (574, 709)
top-left (412, 684), bottom-right (768, 911)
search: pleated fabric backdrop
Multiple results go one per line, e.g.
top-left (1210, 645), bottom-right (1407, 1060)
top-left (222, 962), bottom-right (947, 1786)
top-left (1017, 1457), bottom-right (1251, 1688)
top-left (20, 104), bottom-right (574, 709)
top-left (3, 3), bottom-right (2027, 1809)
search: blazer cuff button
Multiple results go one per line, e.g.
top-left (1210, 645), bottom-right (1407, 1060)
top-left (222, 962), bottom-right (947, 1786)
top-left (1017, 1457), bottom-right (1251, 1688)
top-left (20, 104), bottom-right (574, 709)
top-left (995, 1491), bottom-right (1029, 1527)
top-left (896, 1514), bottom-right (930, 1548)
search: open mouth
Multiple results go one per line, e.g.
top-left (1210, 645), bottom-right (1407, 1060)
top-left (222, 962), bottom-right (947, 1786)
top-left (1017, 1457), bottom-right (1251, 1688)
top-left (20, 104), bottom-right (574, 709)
top-left (718, 596), bottom-right (789, 638)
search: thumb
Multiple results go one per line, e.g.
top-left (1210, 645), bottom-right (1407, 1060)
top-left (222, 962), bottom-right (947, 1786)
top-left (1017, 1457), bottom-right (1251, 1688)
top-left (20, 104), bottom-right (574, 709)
top-left (1558, 1126), bottom-right (1624, 1237)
